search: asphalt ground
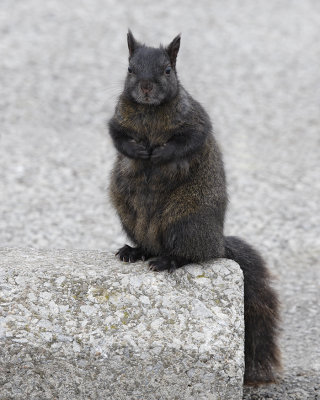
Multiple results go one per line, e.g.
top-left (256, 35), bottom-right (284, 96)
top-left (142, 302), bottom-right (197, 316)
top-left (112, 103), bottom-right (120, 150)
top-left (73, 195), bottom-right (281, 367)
top-left (1, 1), bottom-right (319, 398)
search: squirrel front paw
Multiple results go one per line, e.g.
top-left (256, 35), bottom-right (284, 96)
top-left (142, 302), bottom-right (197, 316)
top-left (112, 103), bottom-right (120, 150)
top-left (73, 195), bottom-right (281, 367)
top-left (123, 139), bottom-right (150, 159)
top-left (150, 143), bottom-right (175, 163)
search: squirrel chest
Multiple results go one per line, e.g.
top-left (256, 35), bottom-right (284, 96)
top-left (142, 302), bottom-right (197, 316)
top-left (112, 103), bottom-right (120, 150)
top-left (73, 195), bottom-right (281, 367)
top-left (110, 153), bottom-right (192, 253)
top-left (115, 97), bottom-right (184, 147)
top-left (110, 96), bottom-right (204, 251)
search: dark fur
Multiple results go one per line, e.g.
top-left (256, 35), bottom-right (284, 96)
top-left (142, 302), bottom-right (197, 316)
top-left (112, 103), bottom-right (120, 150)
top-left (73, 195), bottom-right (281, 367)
top-left (108, 31), bottom-right (281, 385)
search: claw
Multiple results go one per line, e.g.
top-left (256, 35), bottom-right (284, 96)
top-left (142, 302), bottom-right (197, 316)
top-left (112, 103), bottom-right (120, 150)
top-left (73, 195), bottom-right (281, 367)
top-left (169, 260), bottom-right (177, 273)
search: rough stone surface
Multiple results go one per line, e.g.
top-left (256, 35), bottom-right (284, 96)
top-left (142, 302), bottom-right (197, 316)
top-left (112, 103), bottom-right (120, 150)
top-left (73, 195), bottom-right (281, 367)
top-left (0, 248), bottom-right (244, 400)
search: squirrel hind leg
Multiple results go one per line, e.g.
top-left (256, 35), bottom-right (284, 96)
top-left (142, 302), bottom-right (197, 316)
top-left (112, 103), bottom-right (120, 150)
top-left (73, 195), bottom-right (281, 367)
top-left (115, 244), bottom-right (152, 263)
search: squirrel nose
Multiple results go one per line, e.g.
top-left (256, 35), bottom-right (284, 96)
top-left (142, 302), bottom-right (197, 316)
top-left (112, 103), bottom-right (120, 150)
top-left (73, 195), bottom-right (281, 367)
top-left (140, 80), bottom-right (153, 94)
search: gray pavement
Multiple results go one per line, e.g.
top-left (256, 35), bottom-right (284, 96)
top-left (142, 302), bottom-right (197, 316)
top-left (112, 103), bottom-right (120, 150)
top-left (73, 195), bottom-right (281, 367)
top-left (1, 0), bottom-right (320, 398)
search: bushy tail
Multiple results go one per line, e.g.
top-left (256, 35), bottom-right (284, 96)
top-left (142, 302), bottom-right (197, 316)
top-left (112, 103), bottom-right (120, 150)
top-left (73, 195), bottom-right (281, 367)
top-left (224, 236), bottom-right (281, 386)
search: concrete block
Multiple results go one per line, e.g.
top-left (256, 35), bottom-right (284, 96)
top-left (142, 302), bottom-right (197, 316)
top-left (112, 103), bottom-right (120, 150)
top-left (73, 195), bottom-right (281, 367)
top-left (0, 248), bottom-right (244, 399)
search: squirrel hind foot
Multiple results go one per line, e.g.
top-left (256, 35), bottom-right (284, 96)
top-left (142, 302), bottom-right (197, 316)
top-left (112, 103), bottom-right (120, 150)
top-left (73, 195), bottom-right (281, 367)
top-left (116, 244), bottom-right (151, 263)
top-left (149, 255), bottom-right (188, 273)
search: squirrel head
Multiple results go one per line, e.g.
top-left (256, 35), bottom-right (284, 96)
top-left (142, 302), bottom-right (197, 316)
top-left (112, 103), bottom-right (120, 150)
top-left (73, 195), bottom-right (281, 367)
top-left (123, 30), bottom-right (181, 106)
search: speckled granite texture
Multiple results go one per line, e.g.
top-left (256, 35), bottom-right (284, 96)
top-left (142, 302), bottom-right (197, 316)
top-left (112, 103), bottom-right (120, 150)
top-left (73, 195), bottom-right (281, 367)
top-left (0, 248), bottom-right (244, 400)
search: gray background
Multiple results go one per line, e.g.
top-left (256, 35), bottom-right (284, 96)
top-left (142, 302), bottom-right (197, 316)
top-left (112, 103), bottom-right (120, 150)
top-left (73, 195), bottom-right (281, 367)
top-left (1, 0), bottom-right (319, 398)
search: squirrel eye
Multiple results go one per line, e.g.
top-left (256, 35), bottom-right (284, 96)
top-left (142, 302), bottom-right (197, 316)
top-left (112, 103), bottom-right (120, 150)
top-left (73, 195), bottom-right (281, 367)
top-left (165, 66), bottom-right (171, 75)
top-left (128, 66), bottom-right (133, 74)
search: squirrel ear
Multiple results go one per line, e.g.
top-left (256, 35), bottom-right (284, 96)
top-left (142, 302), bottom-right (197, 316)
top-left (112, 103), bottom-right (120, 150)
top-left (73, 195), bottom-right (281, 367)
top-left (127, 29), bottom-right (140, 58)
top-left (166, 34), bottom-right (181, 68)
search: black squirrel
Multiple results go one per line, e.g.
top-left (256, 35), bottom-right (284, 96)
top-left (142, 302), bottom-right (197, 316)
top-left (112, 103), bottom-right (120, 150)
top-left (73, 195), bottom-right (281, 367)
top-left (108, 31), bottom-right (281, 386)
